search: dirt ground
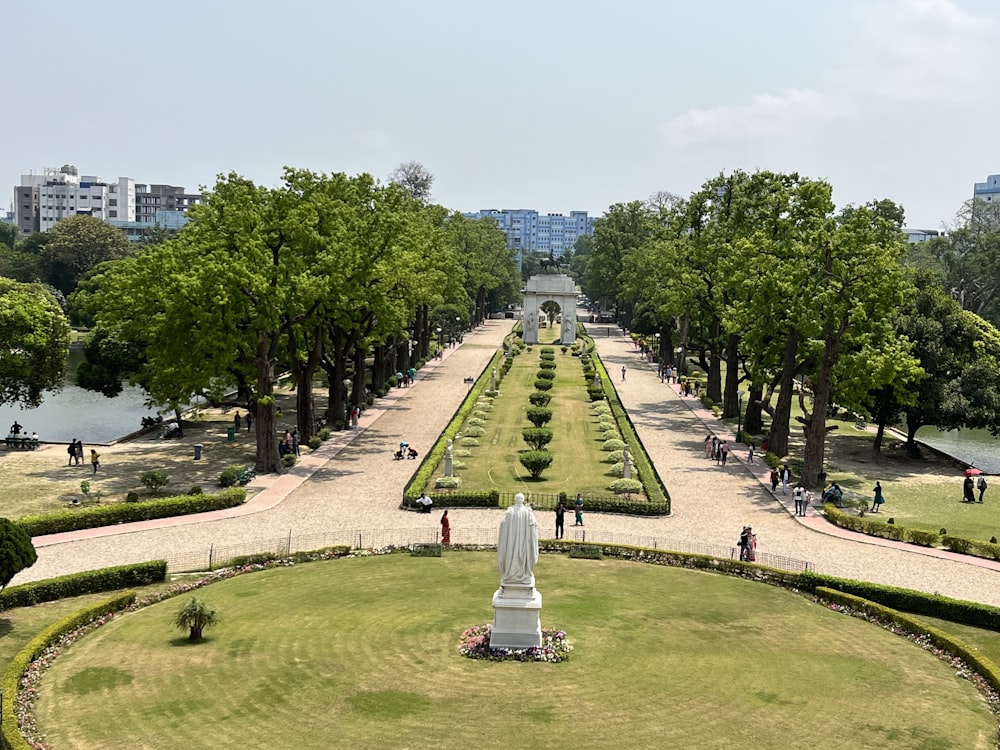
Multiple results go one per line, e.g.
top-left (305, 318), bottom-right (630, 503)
top-left (0, 387), bottom-right (321, 517)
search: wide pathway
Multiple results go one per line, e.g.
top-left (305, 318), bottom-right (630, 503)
top-left (16, 321), bottom-right (1000, 610)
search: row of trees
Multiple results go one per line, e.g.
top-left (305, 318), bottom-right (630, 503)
top-left (576, 171), bottom-right (1000, 486)
top-left (71, 167), bottom-right (521, 474)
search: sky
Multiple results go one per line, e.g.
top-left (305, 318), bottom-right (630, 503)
top-left (4, 0), bottom-right (997, 230)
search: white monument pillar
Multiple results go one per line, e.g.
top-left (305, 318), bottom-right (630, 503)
top-left (490, 493), bottom-right (542, 649)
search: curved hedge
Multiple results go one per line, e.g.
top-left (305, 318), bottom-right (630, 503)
top-left (0, 560), bottom-right (167, 611)
top-left (19, 489), bottom-right (247, 537)
top-left (3, 592), bottom-right (137, 750)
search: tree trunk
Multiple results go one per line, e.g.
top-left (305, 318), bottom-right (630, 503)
top-left (767, 328), bottom-right (799, 458)
top-left (904, 417), bottom-right (923, 458)
top-left (800, 334), bottom-right (840, 487)
top-left (744, 382), bottom-right (765, 435)
top-left (872, 422), bottom-right (885, 454)
top-left (353, 345), bottom-right (367, 407)
top-left (189, 627), bottom-right (202, 642)
top-left (254, 336), bottom-right (283, 475)
top-left (721, 333), bottom-right (740, 418)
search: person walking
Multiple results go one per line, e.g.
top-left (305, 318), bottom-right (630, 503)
top-left (963, 475), bottom-right (976, 503)
top-left (90, 449), bottom-right (101, 474)
top-left (75, 441), bottom-right (84, 466)
top-left (245, 412), bottom-right (253, 432)
top-left (770, 467), bottom-right (780, 493)
top-left (621, 365), bottom-right (626, 381)
top-left (67, 439), bottom-right (77, 466)
top-left (574, 493), bottom-right (584, 526)
top-left (871, 481), bottom-right (885, 512)
top-left (781, 465), bottom-right (790, 495)
top-left (555, 502), bottom-right (566, 540)
top-left (747, 441), bottom-right (755, 464)
top-left (793, 483), bottom-right (806, 516)
top-left (704, 435), bottom-right (713, 460)
top-left (234, 411), bottom-right (242, 431)
top-left (720, 441), bottom-right (729, 466)
top-left (440, 510), bottom-right (451, 545)
top-left (977, 474), bottom-right (988, 503)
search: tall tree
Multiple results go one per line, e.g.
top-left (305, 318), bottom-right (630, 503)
top-left (0, 279), bottom-right (71, 407)
top-left (42, 215), bottom-right (132, 294)
top-left (389, 161), bottom-right (434, 204)
top-left (0, 518), bottom-right (36, 591)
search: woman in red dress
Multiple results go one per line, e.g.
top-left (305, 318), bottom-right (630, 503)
top-left (440, 510), bottom-right (451, 545)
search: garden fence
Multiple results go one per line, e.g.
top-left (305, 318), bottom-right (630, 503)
top-left (164, 526), bottom-right (811, 574)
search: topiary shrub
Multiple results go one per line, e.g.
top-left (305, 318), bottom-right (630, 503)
top-left (188, 485), bottom-right (203, 496)
top-left (319, 428), bottom-right (332, 440)
top-left (521, 427), bottom-right (554, 451)
top-left (219, 465), bottom-right (241, 487)
top-left (602, 429), bottom-right (620, 440)
top-left (606, 449), bottom-right (624, 464)
top-left (308, 436), bottom-right (322, 450)
top-left (540, 347), bottom-right (555, 354)
top-left (125, 491), bottom-right (140, 503)
top-left (467, 418), bottom-right (487, 427)
top-left (609, 478), bottom-right (643, 496)
top-left (602, 438), bottom-right (626, 452)
top-left (597, 414), bottom-right (615, 425)
top-left (456, 449), bottom-right (473, 457)
top-left (140, 471), bottom-right (169, 495)
top-left (588, 387), bottom-right (605, 401)
top-left (458, 437), bottom-right (480, 447)
top-left (464, 426), bottom-right (485, 437)
top-left (536, 370), bottom-right (556, 381)
top-left (539, 360), bottom-right (557, 370)
top-left (518, 450), bottom-right (553, 479)
top-left (282, 454), bottom-right (297, 468)
top-left (534, 380), bottom-right (554, 391)
top-left (592, 403), bottom-right (611, 414)
top-left (472, 409), bottom-right (490, 419)
top-left (435, 476), bottom-right (462, 490)
top-left (529, 391), bottom-right (552, 407)
top-left (526, 407), bottom-right (553, 428)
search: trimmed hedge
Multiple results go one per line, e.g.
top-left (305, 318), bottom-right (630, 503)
top-left (402, 489), bottom-right (500, 511)
top-left (3, 592), bottom-right (137, 750)
top-left (18, 489), bottom-right (247, 538)
top-left (824, 504), bottom-right (943, 547)
top-left (0, 560), bottom-right (167, 610)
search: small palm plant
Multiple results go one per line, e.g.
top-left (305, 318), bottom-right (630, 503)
top-left (172, 597), bottom-right (219, 642)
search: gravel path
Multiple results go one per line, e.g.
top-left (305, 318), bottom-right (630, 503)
top-left (17, 320), bottom-right (1000, 610)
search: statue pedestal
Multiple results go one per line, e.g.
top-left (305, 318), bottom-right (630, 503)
top-left (489, 583), bottom-right (542, 649)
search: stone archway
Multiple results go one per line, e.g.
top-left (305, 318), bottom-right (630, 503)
top-left (522, 274), bottom-right (580, 345)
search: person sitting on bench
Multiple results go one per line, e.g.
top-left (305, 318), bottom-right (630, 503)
top-left (394, 449), bottom-right (405, 460)
top-left (407, 447), bottom-right (418, 459)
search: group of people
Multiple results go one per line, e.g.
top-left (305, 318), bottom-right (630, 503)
top-left (395, 367), bottom-right (418, 387)
top-left (658, 364), bottom-right (678, 383)
top-left (963, 473), bottom-right (988, 504)
top-left (738, 525), bottom-right (757, 561)
top-left (66, 439), bottom-right (100, 473)
top-left (769, 465), bottom-right (792, 494)
top-left (792, 483), bottom-right (812, 516)
top-left (553, 494), bottom-right (585, 539)
top-left (233, 411), bottom-right (253, 432)
top-left (7, 421), bottom-right (39, 448)
top-left (678, 379), bottom-right (699, 397)
top-left (394, 440), bottom-right (418, 460)
top-left (703, 435), bottom-right (730, 465)
top-left (278, 429), bottom-right (300, 457)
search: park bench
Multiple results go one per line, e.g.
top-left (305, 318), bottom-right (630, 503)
top-left (4, 437), bottom-right (38, 450)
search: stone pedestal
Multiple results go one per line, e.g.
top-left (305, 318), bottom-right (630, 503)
top-left (490, 582), bottom-right (542, 649)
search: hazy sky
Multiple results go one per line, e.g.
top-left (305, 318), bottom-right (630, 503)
top-left (5, 0), bottom-right (996, 230)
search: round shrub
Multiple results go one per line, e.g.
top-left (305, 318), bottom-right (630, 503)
top-left (598, 414), bottom-right (616, 425)
top-left (526, 407), bottom-right (554, 428)
top-left (608, 463), bottom-right (639, 479)
top-left (125, 491), bottom-right (140, 503)
top-left (435, 476), bottom-right (462, 489)
top-left (529, 391), bottom-right (552, 407)
top-left (187, 485), bottom-right (204, 496)
top-left (467, 417), bottom-right (486, 427)
top-left (308, 436), bottom-right (322, 450)
top-left (602, 438), bottom-right (626, 452)
top-left (456, 449), bottom-right (473, 457)
top-left (609, 478), bottom-right (643, 495)
top-left (540, 347), bottom-right (555, 354)
top-left (319, 428), bottom-right (332, 441)
top-left (539, 360), bottom-right (557, 370)
top-left (282, 453), bottom-right (297, 468)
top-left (602, 430), bottom-right (620, 442)
top-left (536, 370), bottom-right (556, 381)
top-left (606, 449), bottom-right (625, 464)
top-left (453, 460), bottom-right (467, 470)
top-left (472, 410), bottom-right (490, 419)
top-left (521, 427), bottom-right (554, 451)
top-left (219, 465), bottom-right (241, 487)
top-left (464, 426), bottom-right (485, 437)
top-left (518, 450), bottom-right (554, 479)
top-left (588, 388), bottom-right (606, 402)
top-left (140, 470), bottom-right (170, 494)
top-left (484, 389), bottom-right (500, 398)
top-left (593, 403), bottom-right (612, 414)
top-left (534, 379), bottom-right (553, 391)
top-left (458, 437), bottom-right (480, 447)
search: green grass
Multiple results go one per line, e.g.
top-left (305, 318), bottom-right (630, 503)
top-left (33, 553), bottom-right (995, 749)
top-left (436, 331), bottom-right (636, 499)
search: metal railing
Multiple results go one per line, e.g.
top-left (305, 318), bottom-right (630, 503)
top-left (164, 526), bottom-right (811, 574)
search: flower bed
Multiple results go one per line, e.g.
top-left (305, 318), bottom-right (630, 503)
top-left (459, 623), bottom-right (572, 663)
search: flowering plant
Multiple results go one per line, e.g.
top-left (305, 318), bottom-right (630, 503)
top-left (459, 623), bottom-right (572, 663)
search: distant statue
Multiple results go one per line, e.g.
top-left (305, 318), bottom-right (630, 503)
top-left (623, 446), bottom-right (632, 479)
top-left (490, 367), bottom-right (497, 391)
top-left (497, 492), bottom-right (539, 587)
top-left (444, 439), bottom-right (454, 477)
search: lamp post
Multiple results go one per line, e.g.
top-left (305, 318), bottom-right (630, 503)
top-left (436, 326), bottom-right (443, 348)
top-left (737, 389), bottom-right (746, 441)
top-left (674, 346), bottom-right (684, 376)
top-left (455, 316), bottom-right (462, 343)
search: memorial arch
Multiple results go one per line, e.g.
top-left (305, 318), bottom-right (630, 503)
top-left (522, 274), bottom-right (580, 345)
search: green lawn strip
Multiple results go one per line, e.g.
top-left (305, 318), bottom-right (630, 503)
top-left (31, 553), bottom-right (993, 750)
top-left (909, 613), bottom-right (1000, 666)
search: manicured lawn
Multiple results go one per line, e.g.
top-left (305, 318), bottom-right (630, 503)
top-left (435, 329), bottom-right (638, 500)
top-left (33, 553), bottom-right (995, 749)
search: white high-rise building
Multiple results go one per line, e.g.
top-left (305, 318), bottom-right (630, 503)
top-left (16, 165), bottom-right (135, 235)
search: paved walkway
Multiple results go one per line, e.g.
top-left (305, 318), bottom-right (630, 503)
top-left (17, 320), bottom-right (1000, 610)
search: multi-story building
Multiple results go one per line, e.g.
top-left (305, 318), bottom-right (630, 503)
top-left (14, 165), bottom-right (200, 238)
top-left (462, 208), bottom-right (594, 260)
top-left (974, 174), bottom-right (1000, 203)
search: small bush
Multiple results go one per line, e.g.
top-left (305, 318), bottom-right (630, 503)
top-left (125, 491), bottom-right (140, 503)
top-left (592, 403), bottom-right (612, 415)
top-left (308, 436), bottom-right (322, 450)
top-left (458, 437), bottom-right (480, 447)
top-left (907, 529), bottom-right (940, 547)
top-left (472, 409), bottom-right (490, 419)
top-left (188, 485), bottom-right (203, 496)
top-left (140, 471), bottom-right (170, 495)
top-left (597, 414), bottom-right (616, 425)
top-left (518, 450), bottom-right (554, 479)
top-left (467, 417), bottom-right (486, 427)
top-left (764, 451), bottom-right (781, 468)
top-left (456, 449), bottom-right (473, 457)
top-left (319, 428), bottom-right (332, 440)
top-left (282, 454), bottom-right (297, 468)
top-left (602, 439), bottom-right (626, 452)
top-left (526, 407), bottom-right (553, 428)
top-left (529, 391), bottom-right (552, 407)
top-left (540, 347), bottom-right (555, 354)
top-left (521, 427), bottom-right (554, 451)
top-left (435, 476), bottom-right (462, 490)
top-left (539, 361), bottom-right (557, 370)
top-left (464, 426), bottom-right (485, 437)
top-left (536, 370), bottom-right (556, 381)
top-left (606, 449), bottom-right (624, 463)
top-left (219, 465), bottom-right (241, 488)
top-left (587, 387), bottom-right (605, 401)
top-left (609, 478), bottom-right (643, 496)
top-left (534, 380), bottom-right (554, 391)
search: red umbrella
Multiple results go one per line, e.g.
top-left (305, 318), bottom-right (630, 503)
top-left (965, 467), bottom-right (983, 477)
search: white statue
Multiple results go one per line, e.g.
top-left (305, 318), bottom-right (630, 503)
top-left (496, 492), bottom-right (539, 587)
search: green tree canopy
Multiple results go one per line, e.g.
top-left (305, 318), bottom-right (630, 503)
top-left (0, 279), bottom-right (71, 407)
top-left (43, 215), bottom-right (132, 294)
top-left (0, 518), bottom-right (37, 591)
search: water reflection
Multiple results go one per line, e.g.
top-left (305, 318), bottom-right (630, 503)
top-left (915, 426), bottom-right (1000, 474)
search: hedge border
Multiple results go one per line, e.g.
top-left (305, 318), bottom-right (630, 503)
top-left (18, 489), bottom-right (247, 538)
top-left (0, 560), bottom-right (167, 611)
top-left (3, 592), bottom-right (136, 750)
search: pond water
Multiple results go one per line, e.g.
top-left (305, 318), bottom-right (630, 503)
top-left (915, 426), bottom-right (1000, 474)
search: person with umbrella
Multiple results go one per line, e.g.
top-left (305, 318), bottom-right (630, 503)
top-left (963, 474), bottom-right (977, 503)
